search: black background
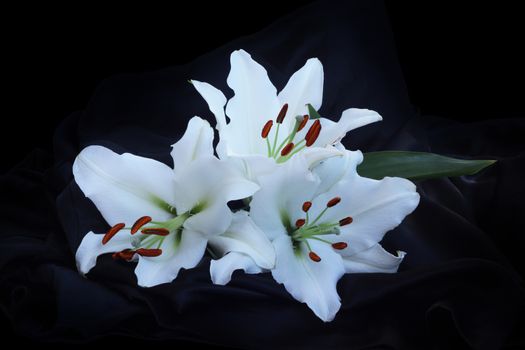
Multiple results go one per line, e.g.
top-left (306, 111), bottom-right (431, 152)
top-left (3, 1), bottom-right (524, 347)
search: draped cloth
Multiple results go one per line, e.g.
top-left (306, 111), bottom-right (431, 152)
top-left (1, 1), bottom-right (524, 348)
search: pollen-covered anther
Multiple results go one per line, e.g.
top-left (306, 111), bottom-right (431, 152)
top-left (112, 249), bottom-right (135, 261)
top-left (141, 228), bottom-right (170, 236)
top-left (304, 120), bottom-right (321, 146)
top-left (309, 251), bottom-right (322, 262)
top-left (281, 142), bottom-right (295, 156)
top-left (261, 120), bottom-right (273, 138)
top-left (331, 242), bottom-right (348, 250)
top-left (297, 115), bottom-right (309, 131)
top-left (102, 223), bottom-right (125, 245)
top-left (327, 197), bottom-right (341, 207)
top-left (276, 103), bottom-right (289, 123)
top-left (302, 201), bottom-right (312, 212)
top-left (135, 248), bottom-right (163, 257)
top-left (339, 216), bottom-right (353, 226)
top-left (295, 218), bottom-right (306, 228)
top-left (131, 216), bottom-right (152, 234)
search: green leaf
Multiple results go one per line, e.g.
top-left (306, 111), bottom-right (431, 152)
top-left (357, 151), bottom-right (496, 181)
top-left (306, 104), bottom-right (322, 119)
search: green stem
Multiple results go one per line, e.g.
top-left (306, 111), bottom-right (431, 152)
top-left (271, 123), bottom-right (281, 157)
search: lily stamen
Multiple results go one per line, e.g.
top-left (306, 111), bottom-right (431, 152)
top-left (297, 115), bottom-right (309, 131)
top-left (309, 251), bottom-right (321, 262)
top-left (295, 218), bottom-right (306, 228)
top-left (281, 142), bottom-right (295, 156)
top-left (112, 249), bottom-right (135, 261)
top-left (331, 242), bottom-right (348, 250)
top-left (261, 120), bottom-right (273, 138)
top-left (290, 197), bottom-right (350, 260)
top-left (339, 216), bottom-right (353, 226)
top-left (302, 201), bottom-right (312, 212)
top-left (141, 228), bottom-right (170, 236)
top-left (131, 216), bottom-right (152, 234)
top-left (305, 120), bottom-right (321, 146)
top-left (135, 248), bottom-right (163, 257)
top-left (327, 197), bottom-right (341, 207)
top-left (276, 103), bottom-right (289, 124)
top-left (102, 223), bottom-right (125, 245)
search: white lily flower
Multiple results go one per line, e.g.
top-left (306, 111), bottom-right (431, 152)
top-left (248, 151), bottom-right (420, 321)
top-left (74, 117), bottom-right (260, 287)
top-left (190, 49), bottom-right (383, 180)
top-left (208, 210), bottom-right (275, 285)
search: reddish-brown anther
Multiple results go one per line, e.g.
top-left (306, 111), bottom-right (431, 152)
top-left (309, 251), bottom-right (321, 262)
top-left (102, 223), bottom-right (125, 245)
top-left (302, 201), bottom-right (312, 212)
top-left (327, 197), bottom-right (341, 207)
top-left (276, 103), bottom-right (289, 123)
top-left (339, 216), bottom-right (353, 226)
top-left (331, 242), bottom-right (348, 250)
top-left (141, 228), bottom-right (170, 236)
top-left (131, 216), bottom-right (152, 234)
top-left (112, 249), bottom-right (135, 261)
top-left (281, 142), bottom-right (295, 156)
top-left (261, 120), bottom-right (273, 138)
top-left (295, 218), bottom-right (306, 228)
top-left (305, 120), bottom-right (321, 146)
top-left (297, 115), bottom-right (309, 131)
top-left (136, 248), bottom-right (163, 257)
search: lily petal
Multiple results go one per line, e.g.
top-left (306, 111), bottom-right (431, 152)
top-left (225, 49), bottom-right (281, 156)
top-left (134, 230), bottom-right (207, 287)
top-left (209, 252), bottom-right (263, 285)
top-left (191, 81), bottom-right (229, 159)
top-left (271, 236), bottom-right (345, 322)
top-left (312, 149), bottom-right (363, 195)
top-left (278, 58), bottom-right (324, 124)
top-left (302, 146), bottom-right (344, 172)
top-left (171, 116), bottom-right (214, 170)
top-left (191, 80), bottom-right (228, 131)
top-left (314, 160), bottom-right (419, 254)
top-left (208, 210), bottom-right (275, 270)
top-left (219, 154), bottom-right (277, 184)
top-left (313, 108), bottom-right (382, 146)
top-left (73, 145), bottom-right (177, 226)
top-left (183, 199), bottom-right (234, 237)
top-left (173, 156), bottom-right (258, 211)
top-left (250, 155), bottom-right (320, 240)
top-left (75, 231), bottom-right (132, 275)
top-left (342, 243), bottom-right (406, 273)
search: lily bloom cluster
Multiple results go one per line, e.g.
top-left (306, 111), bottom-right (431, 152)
top-left (75, 50), bottom-right (420, 322)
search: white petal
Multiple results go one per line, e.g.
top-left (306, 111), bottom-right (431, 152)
top-left (75, 231), bottom-right (132, 275)
top-left (134, 230), bottom-right (207, 287)
top-left (191, 80), bottom-right (228, 131)
top-left (225, 49), bottom-right (281, 156)
top-left (271, 236), bottom-right (345, 322)
top-left (208, 211), bottom-right (275, 269)
top-left (209, 252), bottom-right (263, 285)
top-left (250, 155), bottom-right (320, 240)
top-left (183, 199), bottom-right (234, 237)
top-left (301, 146), bottom-right (344, 171)
top-left (311, 151), bottom-right (419, 255)
top-left (312, 149), bottom-right (363, 195)
top-left (175, 157), bottom-right (259, 216)
top-left (171, 116), bottom-right (214, 170)
top-left (278, 58), bottom-right (324, 123)
top-left (342, 244), bottom-right (406, 273)
top-left (73, 145), bottom-right (176, 226)
top-left (313, 109), bottom-right (382, 146)
top-left (224, 155), bottom-right (277, 184)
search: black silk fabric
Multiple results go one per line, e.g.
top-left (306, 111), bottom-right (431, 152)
top-left (1, 1), bottom-right (524, 349)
